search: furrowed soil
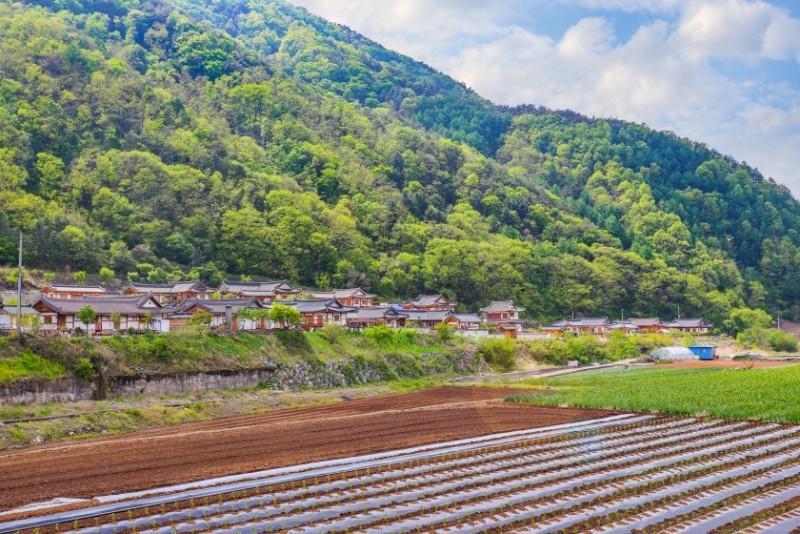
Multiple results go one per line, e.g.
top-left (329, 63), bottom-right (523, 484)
top-left (0, 386), bottom-right (612, 511)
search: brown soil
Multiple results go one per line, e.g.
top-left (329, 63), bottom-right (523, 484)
top-left (662, 359), bottom-right (797, 369)
top-left (0, 386), bottom-right (612, 511)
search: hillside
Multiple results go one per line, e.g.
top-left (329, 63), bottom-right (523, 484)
top-left (1, 0), bottom-right (800, 323)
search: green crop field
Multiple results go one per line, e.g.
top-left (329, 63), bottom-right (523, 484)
top-left (508, 364), bottom-right (800, 423)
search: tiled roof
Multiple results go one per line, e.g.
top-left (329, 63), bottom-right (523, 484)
top-left (44, 284), bottom-right (107, 293)
top-left (34, 296), bottom-right (161, 314)
top-left (288, 299), bottom-right (356, 314)
top-left (664, 318), bottom-right (711, 328)
top-left (349, 307), bottom-right (408, 322)
top-left (312, 288), bottom-right (374, 299)
top-left (404, 310), bottom-right (451, 322)
top-left (128, 281), bottom-right (207, 294)
top-left (479, 300), bottom-right (524, 313)
top-left (452, 314), bottom-right (482, 323)
top-left (629, 318), bottom-right (662, 326)
top-left (220, 280), bottom-right (300, 294)
top-left (407, 294), bottom-right (451, 307)
top-left (176, 298), bottom-right (262, 314)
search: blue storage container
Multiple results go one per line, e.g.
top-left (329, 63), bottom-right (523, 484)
top-left (689, 345), bottom-right (716, 360)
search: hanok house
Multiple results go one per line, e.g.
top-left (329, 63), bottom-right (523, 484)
top-left (0, 303), bottom-right (39, 333)
top-left (479, 300), bottom-right (525, 332)
top-left (171, 298), bottom-right (266, 332)
top-left (32, 295), bottom-right (166, 335)
top-left (289, 299), bottom-right (357, 330)
top-left (446, 313), bottom-right (483, 331)
top-left (402, 294), bottom-right (456, 312)
top-left (122, 281), bottom-right (209, 305)
top-left (663, 318), bottom-right (713, 334)
top-left (608, 321), bottom-right (640, 335)
top-left (402, 310), bottom-right (452, 330)
top-left (217, 280), bottom-right (302, 303)
top-left (311, 288), bottom-right (375, 308)
top-left (40, 284), bottom-right (108, 299)
top-left (544, 317), bottom-right (611, 336)
top-left (629, 318), bottom-right (664, 334)
top-left (347, 307), bottom-right (408, 330)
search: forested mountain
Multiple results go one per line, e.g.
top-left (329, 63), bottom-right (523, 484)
top-left (1, 0), bottom-right (800, 323)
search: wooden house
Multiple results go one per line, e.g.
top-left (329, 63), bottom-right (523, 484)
top-left (172, 298), bottom-right (266, 331)
top-left (479, 300), bottom-right (524, 331)
top-left (663, 318), bottom-right (712, 334)
top-left (402, 294), bottom-right (456, 312)
top-left (32, 295), bottom-right (166, 335)
top-left (40, 284), bottom-right (108, 299)
top-left (446, 314), bottom-right (483, 330)
top-left (311, 288), bottom-right (375, 308)
top-left (347, 307), bottom-right (408, 329)
top-left (288, 299), bottom-right (357, 330)
top-left (402, 310), bottom-right (451, 329)
top-left (630, 318), bottom-right (664, 334)
top-left (608, 321), bottom-right (640, 335)
top-left (0, 304), bottom-right (39, 332)
top-left (217, 280), bottom-right (302, 302)
top-left (544, 317), bottom-right (610, 336)
top-left (122, 281), bottom-right (208, 305)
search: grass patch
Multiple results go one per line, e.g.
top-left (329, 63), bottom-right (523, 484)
top-left (508, 364), bottom-right (800, 423)
top-left (0, 352), bottom-right (66, 382)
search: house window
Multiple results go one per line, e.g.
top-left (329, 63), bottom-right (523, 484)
top-left (44, 316), bottom-right (53, 324)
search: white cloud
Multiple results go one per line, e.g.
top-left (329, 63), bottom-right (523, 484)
top-left (289, 0), bottom-right (800, 194)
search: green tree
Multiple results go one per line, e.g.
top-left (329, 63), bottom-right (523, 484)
top-left (74, 271), bottom-right (87, 285)
top-left (724, 308), bottom-right (773, 336)
top-left (268, 303), bottom-right (302, 329)
top-left (34, 152), bottom-right (64, 200)
top-left (99, 266), bottom-right (115, 286)
top-left (76, 306), bottom-right (96, 335)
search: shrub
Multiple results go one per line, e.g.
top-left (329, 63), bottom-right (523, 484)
top-left (606, 331), bottom-right (640, 360)
top-left (319, 324), bottom-right (346, 344)
top-left (435, 323), bottom-right (454, 343)
top-left (74, 357), bottom-right (96, 380)
top-left (396, 328), bottom-right (417, 345)
top-left (188, 310), bottom-right (212, 331)
top-left (565, 335), bottom-right (607, 364)
top-left (479, 338), bottom-right (516, 371)
top-left (768, 329), bottom-right (798, 352)
top-left (363, 325), bottom-right (396, 347)
top-left (737, 327), bottom-right (771, 349)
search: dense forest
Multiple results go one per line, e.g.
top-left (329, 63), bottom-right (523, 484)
top-left (1, 0), bottom-right (800, 324)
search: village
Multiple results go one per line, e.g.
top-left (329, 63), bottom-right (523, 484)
top-left (0, 279), bottom-right (712, 338)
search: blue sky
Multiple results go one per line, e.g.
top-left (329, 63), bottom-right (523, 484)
top-left (289, 0), bottom-right (800, 195)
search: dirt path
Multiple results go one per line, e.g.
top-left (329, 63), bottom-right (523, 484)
top-left (0, 386), bottom-right (612, 511)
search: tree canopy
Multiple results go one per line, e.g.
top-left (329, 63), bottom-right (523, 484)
top-left (0, 0), bottom-right (798, 322)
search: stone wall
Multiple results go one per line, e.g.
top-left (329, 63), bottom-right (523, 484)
top-left (0, 350), bottom-right (485, 405)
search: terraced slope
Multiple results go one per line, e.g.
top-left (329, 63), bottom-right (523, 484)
top-left (3, 413), bottom-right (800, 533)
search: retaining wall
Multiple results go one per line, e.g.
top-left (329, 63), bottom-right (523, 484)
top-left (0, 350), bottom-right (485, 405)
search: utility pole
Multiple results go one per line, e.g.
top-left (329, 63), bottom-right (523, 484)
top-left (16, 231), bottom-right (23, 339)
top-left (677, 304), bottom-right (681, 320)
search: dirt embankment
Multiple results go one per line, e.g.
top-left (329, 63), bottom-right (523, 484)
top-left (0, 386), bottom-right (612, 511)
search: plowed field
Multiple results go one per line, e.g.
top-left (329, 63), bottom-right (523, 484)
top-left (0, 386), bottom-right (610, 512)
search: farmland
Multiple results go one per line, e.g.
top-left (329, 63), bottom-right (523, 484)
top-left (4, 411), bottom-right (800, 533)
top-left (509, 364), bottom-right (800, 423)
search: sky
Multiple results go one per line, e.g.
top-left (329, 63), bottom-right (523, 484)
top-left (288, 0), bottom-right (800, 195)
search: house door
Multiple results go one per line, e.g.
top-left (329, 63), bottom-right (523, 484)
top-left (96, 318), bottom-right (103, 332)
top-left (57, 315), bottom-right (66, 329)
